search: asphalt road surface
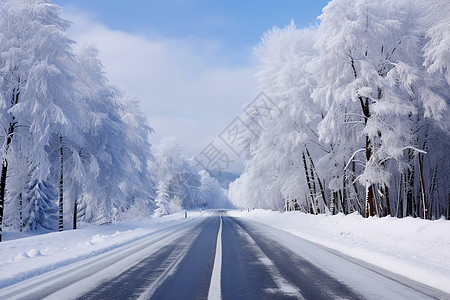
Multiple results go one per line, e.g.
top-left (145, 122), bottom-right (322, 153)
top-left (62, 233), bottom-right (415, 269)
top-left (1, 210), bottom-right (448, 300)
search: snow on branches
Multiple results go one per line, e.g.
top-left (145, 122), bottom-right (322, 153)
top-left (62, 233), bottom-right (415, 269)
top-left (230, 0), bottom-right (450, 219)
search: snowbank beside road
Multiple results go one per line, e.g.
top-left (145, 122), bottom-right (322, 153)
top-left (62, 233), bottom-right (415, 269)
top-left (0, 211), bottom-right (202, 289)
top-left (230, 210), bottom-right (450, 294)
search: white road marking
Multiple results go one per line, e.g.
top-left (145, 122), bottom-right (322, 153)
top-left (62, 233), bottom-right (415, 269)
top-left (208, 214), bottom-right (223, 300)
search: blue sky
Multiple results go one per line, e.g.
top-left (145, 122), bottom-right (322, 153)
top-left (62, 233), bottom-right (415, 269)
top-left (53, 0), bottom-right (330, 172)
top-left (55, 0), bottom-right (329, 65)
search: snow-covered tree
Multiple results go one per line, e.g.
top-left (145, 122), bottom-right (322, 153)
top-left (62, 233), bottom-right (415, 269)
top-left (198, 170), bottom-right (230, 209)
top-left (0, 0), bottom-right (83, 236)
top-left (230, 0), bottom-right (450, 220)
top-left (308, 0), bottom-right (448, 218)
top-left (422, 0), bottom-right (450, 87)
top-left (74, 46), bottom-right (156, 224)
top-left (229, 23), bottom-right (328, 212)
top-left (117, 96), bottom-right (156, 219)
top-left (312, 0), bottom-right (409, 216)
top-left (154, 180), bottom-right (182, 216)
top-left (0, 1), bottom-right (159, 237)
top-left (153, 138), bottom-right (232, 213)
top-left (152, 138), bottom-right (201, 209)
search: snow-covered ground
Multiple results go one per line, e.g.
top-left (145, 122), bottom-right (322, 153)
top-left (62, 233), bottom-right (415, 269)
top-left (0, 211), bottom-right (203, 290)
top-left (1, 209), bottom-right (449, 296)
top-left (230, 209), bottom-right (450, 294)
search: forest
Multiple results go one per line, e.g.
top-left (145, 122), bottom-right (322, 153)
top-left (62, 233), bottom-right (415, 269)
top-left (1, 0), bottom-right (449, 242)
top-left (229, 0), bottom-right (450, 219)
top-left (0, 0), bottom-right (228, 241)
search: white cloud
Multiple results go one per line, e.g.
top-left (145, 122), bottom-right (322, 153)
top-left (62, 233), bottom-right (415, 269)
top-left (62, 8), bottom-right (257, 173)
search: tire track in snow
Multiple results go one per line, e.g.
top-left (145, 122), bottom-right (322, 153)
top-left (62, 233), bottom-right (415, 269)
top-left (0, 217), bottom-right (205, 300)
top-left (231, 218), bottom-right (303, 299)
top-left (135, 230), bottom-right (200, 300)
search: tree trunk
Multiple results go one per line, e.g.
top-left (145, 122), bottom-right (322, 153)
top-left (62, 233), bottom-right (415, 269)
top-left (0, 86), bottom-right (20, 242)
top-left (396, 174), bottom-right (402, 217)
top-left (385, 185), bottom-right (391, 217)
top-left (73, 197), bottom-right (77, 230)
top-left (406, 150), bottom-right (414, 217)
top-left (0, 158), bottom-right (8, 243)
top-left (351, 161), bottom-right (359, 208)
top-left (330, 192), bottom-right (336, 215)
top-left (19, 193), bottom-right (23, 232)
top-left (302, 151), bottom-right (316, 214)
top-left (428, 166), bottom-right (437, 219)
top-left (342, 172), bottom-right (347, 214)
top-left (309, 164), bottom-right (318, 212)
top-left (351, 55), bottom-right (374, 217)
top-left (365, 185), bottom-right (374, 217)
top-left (448, 194), bottom-right (450, 220)
top-left (306, 148), bottom-right (327, 210)
top-left (365, 135), bottom-right (374, 217)
top-left (59, 134), bottom-right (64, 232)
top-left (418, 153), bottom-right (428, 219)
top-left (374, 187), bottom-right (381, 216)
top-left (359, 94), bottom-right (374, 218)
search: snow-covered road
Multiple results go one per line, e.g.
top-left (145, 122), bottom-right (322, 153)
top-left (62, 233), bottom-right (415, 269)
top-left (0, 211), bottom-right (448, 299)
top-left (0, 214), bottom-right (211, 299)
top-left (226, 216), bottom-right (448, 299)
